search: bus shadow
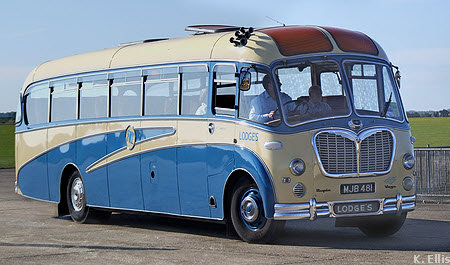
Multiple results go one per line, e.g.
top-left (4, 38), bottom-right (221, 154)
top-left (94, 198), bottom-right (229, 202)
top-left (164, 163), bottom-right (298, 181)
top-left (274, 218), bottom-right (450, 252)
top-left (105, 212), bottom-right (231, 240)
top-left (99, 213), bottom-right (450, 251)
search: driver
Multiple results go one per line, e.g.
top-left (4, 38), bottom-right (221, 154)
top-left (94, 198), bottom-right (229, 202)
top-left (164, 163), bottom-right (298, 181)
top-left (298, 85), bottom-right (331, 114)
top-left (249, 75), bottom-right (292, 123)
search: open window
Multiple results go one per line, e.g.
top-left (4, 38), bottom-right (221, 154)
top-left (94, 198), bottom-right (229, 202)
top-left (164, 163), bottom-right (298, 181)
top-left (213, 64), bottom-right (236, 116)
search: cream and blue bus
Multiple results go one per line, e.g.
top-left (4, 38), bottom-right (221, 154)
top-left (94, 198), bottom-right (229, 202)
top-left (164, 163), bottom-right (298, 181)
top-left (15, 25), bottom-right (416, 243)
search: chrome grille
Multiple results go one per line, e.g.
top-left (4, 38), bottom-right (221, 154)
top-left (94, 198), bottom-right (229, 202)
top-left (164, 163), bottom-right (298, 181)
top-left (316, 133), bottom-right (357, 174)
top-left (359, 131), bottom-right (393, 173)
top-left (314, 129), bottom-right (394, 177)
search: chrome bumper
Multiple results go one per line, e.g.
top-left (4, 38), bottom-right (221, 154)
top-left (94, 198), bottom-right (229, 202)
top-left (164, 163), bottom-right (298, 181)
top-left (274, 193), bottom-right (416, 221)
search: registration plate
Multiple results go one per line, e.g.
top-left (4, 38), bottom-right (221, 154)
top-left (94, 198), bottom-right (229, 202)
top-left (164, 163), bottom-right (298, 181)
top-left (340, 182), bottom-right (375, 195)
top-left (333, 201), bottom-right (380, 215)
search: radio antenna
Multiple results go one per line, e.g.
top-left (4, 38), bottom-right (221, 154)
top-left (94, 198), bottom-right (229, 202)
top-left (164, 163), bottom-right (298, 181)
top-left (266, 16), bottom-right (285, 27)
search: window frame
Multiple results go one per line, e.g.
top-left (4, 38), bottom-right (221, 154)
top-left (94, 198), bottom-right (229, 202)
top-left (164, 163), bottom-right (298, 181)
top-left (343, 59), bottom-right (405, 123)
top-left (212, 63), bottom-right (237, 116)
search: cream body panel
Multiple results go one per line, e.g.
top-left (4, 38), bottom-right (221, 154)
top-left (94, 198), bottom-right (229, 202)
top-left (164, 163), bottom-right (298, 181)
top-left (210, 32), bottom-right (283, 66)
top-left (208, 119), bottom-right (236, 145)
top-left (32, 48), bottom-right (119, 84)
top-left (16, 128), bottom-right (48, 170)
top-left (177, 119), bottom-right (207, 145)
top-left (76, 122), bottom-right (108, 139)
top-left (139, 120), bottom-right (178, 151)
top-left (110, 35), bottom-right (219, 69)
top-left (47, 125), bottom-right (76, 150)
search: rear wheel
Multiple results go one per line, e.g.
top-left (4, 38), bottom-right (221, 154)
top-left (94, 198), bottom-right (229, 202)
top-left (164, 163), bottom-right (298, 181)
top-left (66, 171), bottom-right (111, 224)
top-left (230, 179), bottom-right (284, 243)
top-left (358, 212), bottom-right (407, 237)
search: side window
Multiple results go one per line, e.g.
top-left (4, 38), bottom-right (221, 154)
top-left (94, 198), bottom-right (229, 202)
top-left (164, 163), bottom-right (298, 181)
top-left (79, 74), bottom-right (108, 119)
top-left (25, 83), bottom-right (49, 125)
top-left (382, 66), bottom-right (402, 120)
top-left (320, 72), bottom-right (342, 96)
top-left (110, 71), bottom-right (142, 117)
top-left (144, 67), bottom-right (178, 116)
top-left (238, 69), bottom-right (269, 121)
top-left (50, 78), bottom-right (77, 122)
top-left (213, 64), bottom-right (236, 116)
top-left (349, 64), bottom-right (379, 113)
top-left (278, 66), bottom-right (312, 99)
top-left (180, 65), bottom-right (209, 115)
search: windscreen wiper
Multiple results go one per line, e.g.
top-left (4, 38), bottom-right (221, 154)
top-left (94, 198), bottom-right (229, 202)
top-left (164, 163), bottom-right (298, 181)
top-left (381, 92), bottom-right (392, 117)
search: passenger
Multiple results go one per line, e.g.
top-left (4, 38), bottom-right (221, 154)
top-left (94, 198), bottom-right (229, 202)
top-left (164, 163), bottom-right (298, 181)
top-left (195, 88), bottom-right (208, 115)
top-left (299, 85), bottom-right (331, 114)
top-left (249, 75), bottom-right (292, 123)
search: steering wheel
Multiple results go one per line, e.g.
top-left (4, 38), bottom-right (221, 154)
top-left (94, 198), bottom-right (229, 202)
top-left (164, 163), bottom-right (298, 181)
top-left (272, 97), bottom-right (309, 119)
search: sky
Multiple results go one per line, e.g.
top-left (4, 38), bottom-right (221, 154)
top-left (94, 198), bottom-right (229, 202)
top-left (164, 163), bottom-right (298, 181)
top-left (1, 0), bottom-right (449, 112)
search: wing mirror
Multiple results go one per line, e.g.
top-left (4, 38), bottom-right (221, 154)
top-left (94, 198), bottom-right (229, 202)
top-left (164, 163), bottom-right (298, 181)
top-left (239, 70), bottom-right (251, 91)
top-left (392, 64), bottom-right (401, 88)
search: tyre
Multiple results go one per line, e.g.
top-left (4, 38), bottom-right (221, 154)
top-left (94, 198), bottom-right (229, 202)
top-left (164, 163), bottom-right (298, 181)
top-left (66, 171), bottom-right (111, 224)
top-left (358, 212), bottom-right (407, 237)
top-left (230, 179), bottom-right (284, 243)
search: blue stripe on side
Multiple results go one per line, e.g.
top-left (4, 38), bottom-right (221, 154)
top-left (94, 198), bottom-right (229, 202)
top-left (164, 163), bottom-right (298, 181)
top-left (47, 142), bottom-right (76, 202)
top-left (18, 154), bottom-right (49, 201)
top-left (18, 130), bottom-right (275, 220)
top-left (77, 134), bottom-right (110, 207)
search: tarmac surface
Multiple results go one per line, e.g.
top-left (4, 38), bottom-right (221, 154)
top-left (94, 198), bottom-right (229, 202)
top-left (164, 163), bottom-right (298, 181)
top-left (1, 168), bottom-right (449, 264)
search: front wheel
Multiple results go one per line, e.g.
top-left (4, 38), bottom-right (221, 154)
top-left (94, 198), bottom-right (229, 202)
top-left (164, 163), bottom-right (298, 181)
top-left (230, 180), bottom-right (284, 243)
top-left (66, 171), bottom-right (111, 224)
top-left (358, 212), bottom-right (407, 237)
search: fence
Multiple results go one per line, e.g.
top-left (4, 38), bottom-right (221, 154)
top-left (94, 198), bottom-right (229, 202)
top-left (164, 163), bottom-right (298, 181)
top-left (414, 147), bottom-right (450, 201)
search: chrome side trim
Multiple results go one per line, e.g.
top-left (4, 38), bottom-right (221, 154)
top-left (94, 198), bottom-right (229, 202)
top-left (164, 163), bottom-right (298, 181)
top-left (86, 128), bottom-right (176, 173)
top-left (87, 204), bottom-right (223, 221)
top-left (274, 194), bottom-right (416, 220)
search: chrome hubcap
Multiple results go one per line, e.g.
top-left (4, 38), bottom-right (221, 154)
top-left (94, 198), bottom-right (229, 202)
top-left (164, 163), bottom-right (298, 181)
top-left (240, 193), bottom-right (260, 223)
top-left (71, 177), bottom-right (85, 212)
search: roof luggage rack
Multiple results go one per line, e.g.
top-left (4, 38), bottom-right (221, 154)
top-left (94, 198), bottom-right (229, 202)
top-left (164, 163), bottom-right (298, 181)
top-left (185, 25), bottom-right (242, 34)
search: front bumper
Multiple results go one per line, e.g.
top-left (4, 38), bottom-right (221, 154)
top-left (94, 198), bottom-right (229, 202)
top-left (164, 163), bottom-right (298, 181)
top-left (274, 193), bottom-right (416, 220)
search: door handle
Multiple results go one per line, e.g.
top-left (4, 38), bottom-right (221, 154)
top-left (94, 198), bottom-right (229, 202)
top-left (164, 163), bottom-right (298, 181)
top-left (208, 123), bottom-right (215, 135)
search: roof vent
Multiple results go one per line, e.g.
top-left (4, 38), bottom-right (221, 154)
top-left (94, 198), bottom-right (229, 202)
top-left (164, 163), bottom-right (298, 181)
top-left (119, 38), bottom-right (168, 46)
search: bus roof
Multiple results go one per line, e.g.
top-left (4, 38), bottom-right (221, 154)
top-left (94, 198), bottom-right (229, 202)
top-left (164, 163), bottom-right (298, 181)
top-left (22, 25), bottom-right (388, 92)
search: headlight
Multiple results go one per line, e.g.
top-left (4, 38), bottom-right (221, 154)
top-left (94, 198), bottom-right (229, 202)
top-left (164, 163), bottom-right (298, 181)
top-left (402, 153), bottom-right (415, 170)
top-left (289, 159), bottom-right (305, 176)
top-left (402, 177), bottom-right (414, 191)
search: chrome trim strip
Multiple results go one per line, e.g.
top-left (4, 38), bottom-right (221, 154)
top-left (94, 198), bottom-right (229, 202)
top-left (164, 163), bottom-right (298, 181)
top-left (85, 127), bottom-right (176, 173)
top-left (17, 126), bottom-right (175, 174)
top-left (273, 194), bottom-right (416, 220)
top-left (87, 204), bottom-right (222, 221)
top-left (312, 128), bottom-right (396, 178)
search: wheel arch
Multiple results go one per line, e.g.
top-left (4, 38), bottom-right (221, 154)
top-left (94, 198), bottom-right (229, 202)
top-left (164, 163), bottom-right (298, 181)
top-left (223, 146), bottom-right (277, 220)
top-left (57, 163), bottom-right (80, 216)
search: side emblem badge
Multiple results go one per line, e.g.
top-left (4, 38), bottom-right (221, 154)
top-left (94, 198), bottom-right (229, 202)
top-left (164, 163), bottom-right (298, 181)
top-left (125, 125), bottom-right (136, 150)
top-left (385, 176), bottom-right (396, 184)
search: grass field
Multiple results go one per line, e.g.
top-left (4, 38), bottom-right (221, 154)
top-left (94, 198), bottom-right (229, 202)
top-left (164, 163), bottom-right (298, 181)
top-left (409, 117), bottom-right (450, 147)
top-left (0, 118), bottom-right (448, 168)
top-left (0, 125), bottom-right (14, 168)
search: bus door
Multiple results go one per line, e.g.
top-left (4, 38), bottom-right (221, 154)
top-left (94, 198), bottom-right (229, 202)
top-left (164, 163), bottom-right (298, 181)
top-left (207, 64), bottom-right (238, 218)
top-left (140, 67), bottom-right (181, 214)
top-left (176, 65), bottom-right (210, 217)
